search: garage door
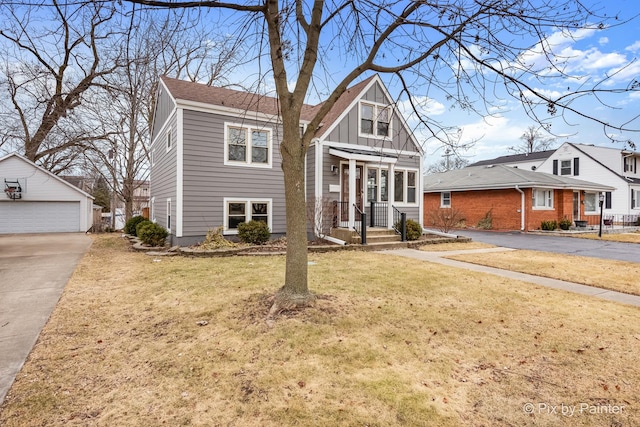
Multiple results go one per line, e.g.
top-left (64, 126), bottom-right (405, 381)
top-left (0, 201), bottom-right (81, 233)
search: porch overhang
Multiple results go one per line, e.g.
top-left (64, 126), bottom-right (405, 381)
top-left (329, 147), bottom-right (397, 164)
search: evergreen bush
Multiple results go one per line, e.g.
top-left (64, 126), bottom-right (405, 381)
top-left (137, 222), bottom-right (168, 247)
top-left (124, 215), bottom-right (146, 236)
top-left (237, 220), bottom-right (271, 244)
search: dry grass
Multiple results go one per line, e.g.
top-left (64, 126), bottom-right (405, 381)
top-left (569, 232), bottom-right (640, 244)
top-left (447, 249), bottom-right (640, 296)
top-left (1, 235), bottom-right (640, 426)
top-left (419, 241), bottom-right (495, 251)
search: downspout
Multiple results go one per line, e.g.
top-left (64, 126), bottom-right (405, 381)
top-left (515, 185), bottom-right (525, 231)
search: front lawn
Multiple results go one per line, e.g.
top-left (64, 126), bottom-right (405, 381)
top-left (1, 235), bottom-right (638, 426)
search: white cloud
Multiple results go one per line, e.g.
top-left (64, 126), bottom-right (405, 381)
top-left (397, 96), bottom-right (446, 119)
top-left (599, 37), bottom-right (609, 46)
top-left (455, 115), bottom-right (526, 160)
top-left (625, 41), bottom-right (640, 52)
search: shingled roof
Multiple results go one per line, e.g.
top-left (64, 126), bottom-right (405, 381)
top-left (468, 150), bottom-right (554, 167)
top-left (159, 75), bottom-right (377, 138)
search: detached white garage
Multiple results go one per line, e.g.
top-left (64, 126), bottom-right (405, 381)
top-left (0, 153), bottom-right (94, 234)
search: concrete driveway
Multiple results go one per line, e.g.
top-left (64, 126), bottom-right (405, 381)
top-left (0, 233), bottom-right (92, 404)
top-left (457, 230), bottom-right (640, 263)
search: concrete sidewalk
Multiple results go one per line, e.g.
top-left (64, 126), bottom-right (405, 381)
top-left (0, 233), bottom-right (92, 405)
top-left (382, 248), bottom-right (640, 307)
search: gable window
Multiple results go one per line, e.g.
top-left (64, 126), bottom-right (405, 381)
top-left (224, 198), bottom-right (272, 234)
top-left (441, 192), bottom-right (451, 207)
top-left (532, 189), bottom-right (553, 209)
top-left (584, 192), bottom-right (597, 213)
top-left (625, 156), bottom-right (637, 174)
top-left (360, 102), bottom-right (391, 138)
top-left (225, 124), bottom-right (272, 167)
top-left (560, 160), bottom-right (571, 175)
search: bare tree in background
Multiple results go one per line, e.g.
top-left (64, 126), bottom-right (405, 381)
top-left (83, 6), bottom-right (244, 221)
top-left (131, 0), bottom-right (639, 314)
top-left (427, 157), bottom-right (470, 174)
top-left (0, 1), bottom-right (122, 167)
top-left (508, 125), bottom-right (557, 155)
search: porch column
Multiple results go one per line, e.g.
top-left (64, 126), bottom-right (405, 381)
top-left (387, 162), bottom-right (395, 228)
top-left (348, 158), bottom-right (356, 229)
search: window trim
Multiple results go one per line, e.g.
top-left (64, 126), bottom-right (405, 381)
top-left (364, 166), bottom-right (418, 205)
top-left (223, 198), bottom-right (273, 235)
top-left (224, 122), bottom-right (273, 168)
top-left (532, 188), bottom-right (554, 210)
top-left (441, 192), bottom-right (451, 208)
top-left (358, 101), bottom-right (392, 139)
top-left (166, 198), bottom-right (172, 232)
top-left (560, 159), bottom-right (572, 176)
top-left (166, 127), bottom-right (173, 152)
top-left (583, 192), bottom-right (598, 214)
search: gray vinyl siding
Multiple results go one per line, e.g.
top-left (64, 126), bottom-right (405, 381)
top-left (151, 84), bottom-right (176, 141)
top-left (180, 109), bottom-right (287, 239)
top-left (325, 82), bottom-right (420, 153)
top-left (150, 113), bottom-right (177, 233)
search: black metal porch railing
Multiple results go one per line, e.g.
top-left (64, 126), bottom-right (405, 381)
top-left (368, 201), bottom-right (388, 228)
top-left (579, 213), bottom-right (640, 227)
top-left (392, 206), bottom-right (407, 242)
top-left (353, 204), bottom-right (367, 244)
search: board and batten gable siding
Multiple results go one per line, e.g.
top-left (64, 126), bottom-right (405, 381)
top-left (324, 82), bottom-right (416, 153)
top-left (151, 83), bottom-right (176, 142)
top-left (150, 113), bottom-right (178, 230)
top-left (180, 109), bottom-right (287, 239)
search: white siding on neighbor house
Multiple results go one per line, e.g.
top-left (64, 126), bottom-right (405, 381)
top-left (180, 109), bottom-right (287, 239)
top-left (537, 143), bottom-right (631, 215)
top-left (0, 155), bottom-right (93, 233)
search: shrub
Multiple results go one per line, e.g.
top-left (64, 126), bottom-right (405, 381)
top-left (541, 220), bottom-right (558, 231)
top-left (124, 215), bottom-right (146, 236)
top-left (393, 218), bottom-right (423, 241)
top-left (559, 217), bottom-right (572, 230)
top-left (137, 222), bottom-right (168, 247)
top-left (428, 208), bottom-right (465, 233)
top-left (237, 220), bottom-right (271, 245)
top-left (476, 209), bottom-right (493, 230)
top-left (135, 219), bottom-right (153, 236)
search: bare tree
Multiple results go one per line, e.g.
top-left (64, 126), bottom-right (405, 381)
top-left (130, 0), bottom-right (640, 314)
top-left (508, 125), bottom-right (557, 154)
top-left (427, 153), bottom-right (470, 174)
top-left (0, 1), bottom-right (122, 166)
top-left (82, 6), bottom-right (244, 222)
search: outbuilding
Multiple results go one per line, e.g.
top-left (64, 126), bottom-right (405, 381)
top-left (0, 153), bottom-right (94, 234)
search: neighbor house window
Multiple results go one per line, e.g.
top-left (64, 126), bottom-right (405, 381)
top-left (225, 124), bottom-right (272, 167)
top-left (532, 189), bottom-right (553, 209)
top-left (441, 192), bottom-right (451, 207)
top-left (560, 160), bottom-right (571, 175)
top-left (553, 158), bottom-right (579, 176)
top-left (632, 189), bottom-right (640, 209)
top-left (625, 156), bottom-right (636, 174)
top-left (360, 102), bottom-right (391, 138)
top-left (224, 198), bottom-right (272, 234)
top-left (584, 192), bottom-right (597, 213)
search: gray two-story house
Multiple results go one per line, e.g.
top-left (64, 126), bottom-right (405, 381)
top-left (150, 75), bottom-right (424, 246)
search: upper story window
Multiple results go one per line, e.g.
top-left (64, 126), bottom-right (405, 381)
top-left (553, 158), bottom-right (579, 176)
top-left (624, 156), bottom-right (637, 174)
top-left (225, 123), bottom-right (272, 168)
top-left (532, 189), bottom-right (554, 209)
top-left (560, 160), bottom-right (571, 175)
top-left (360, 102), bottom-right (391, 138)
top-left (166, 127), bottom-right (173, 152)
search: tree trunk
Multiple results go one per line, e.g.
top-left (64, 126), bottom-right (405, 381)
top-left (269, 132), bottom-right (315, 315)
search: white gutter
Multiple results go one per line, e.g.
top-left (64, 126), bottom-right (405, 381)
top-left (321, 235), bottom-right (346, 246)
top-left (515, 185), bottom-right (525, 231)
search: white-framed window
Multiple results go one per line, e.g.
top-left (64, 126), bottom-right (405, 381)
top-left (625, 157), bottom-right (636, 174)
top-left (407, 171), bottom-right (417, 203)
top-left (532, 189), bottom-right (554, 209)
top-left (365, 167), bottom-right (389, 202)
top-left (441, 192), bottom-right (451, 207)
top-left (394, 170), bottom-right (404, 202)
top-left (560, 160), bottom-right (571, 175)
top-left (360, 102), bottom-right (391, 138)
top-left (364, 167), bottom-right (417, 205)
top-left (166, 199), bottom-right (172, 231)
top-left (166, 127), bottom-right (172, 152)
top-left (583, 192), bottom-right (598, 214)
top-left (224, 123), bottom-right (272, 168)
top-left (223, 198), bottom-right (272, 234)
top-left (632, 189), bottom-right (640, 209)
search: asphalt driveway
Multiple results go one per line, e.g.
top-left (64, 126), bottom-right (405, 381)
top-left (0, 233), bottom-right (92, 404)
top-left (457, 230), bottom-right (640, 263)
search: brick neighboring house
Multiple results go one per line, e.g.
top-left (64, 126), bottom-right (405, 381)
top-left (423, 165), bottom-right (613, 231)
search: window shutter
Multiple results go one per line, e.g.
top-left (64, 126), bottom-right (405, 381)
top-left (552, 159), bottom-right (558, 175)
top-left (573, 157), bottom-right (579, 176)
top-left (633, 190), bottom-right (636, 209)
top-left (605, 191), bottom-right (612, 209)
top-left (635, 157), bottom-right (637, 173)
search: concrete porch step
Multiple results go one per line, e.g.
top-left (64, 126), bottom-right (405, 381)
top-left (331, 227), bottom-right (401, 244)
